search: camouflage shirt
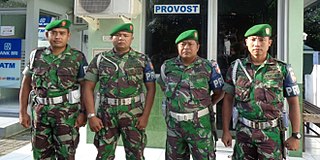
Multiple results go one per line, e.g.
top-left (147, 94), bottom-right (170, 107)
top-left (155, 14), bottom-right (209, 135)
top-left (223, 54), bottom-right (300, 121)
top-left (85, 48), bottom-right (155, 98)
top-left (157, 56), bottom-right (224, 113)
top-left (23, 45), bottom-right (88, 98)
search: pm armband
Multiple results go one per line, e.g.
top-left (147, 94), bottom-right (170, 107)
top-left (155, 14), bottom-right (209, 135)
top-left (285, 85), bottom-right (300, 96)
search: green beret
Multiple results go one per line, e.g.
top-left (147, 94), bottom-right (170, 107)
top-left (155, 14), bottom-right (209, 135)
top-left (244, 24), bottom-right (272, 37)
top-left (45, 19), bottom-right (71, 31)
top-left (175, 29), bottom-right (199, 44)
top-left (110, 23), bottom-right (134, 36)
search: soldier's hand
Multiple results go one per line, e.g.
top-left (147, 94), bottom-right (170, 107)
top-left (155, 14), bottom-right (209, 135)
top-left (222, 130), bottom-right (233, 147)
top-left (88, 117), bottom-right (103, 132)
top-left (19, 112), bottom-right (31, 128)
top-left (136, 115), bottom-right (148, 130)
top-left (75, 113), bottom-right (87, 128)
top-left (284, 137), bottom-right (300, 151)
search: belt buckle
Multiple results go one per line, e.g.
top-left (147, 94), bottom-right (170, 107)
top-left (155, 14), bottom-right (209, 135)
top-left (52, 96), bottom-right (63, 104)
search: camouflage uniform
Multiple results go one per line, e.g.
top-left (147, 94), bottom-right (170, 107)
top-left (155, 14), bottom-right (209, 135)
top-left (157, 56), bottom-right (224, 160)
top-left (223, 54), bottom-right (300, 159)
top-left (85, 49), bottom-right (155, 160)
top-left (23, 45), bottom-right (88, 160)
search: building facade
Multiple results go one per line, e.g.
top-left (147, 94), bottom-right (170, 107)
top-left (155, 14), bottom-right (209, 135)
top-left (0, 0), bottom-right (306, 157)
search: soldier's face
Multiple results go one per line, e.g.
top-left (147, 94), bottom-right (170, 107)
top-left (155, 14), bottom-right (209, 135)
top-left (245, 36), bottom-right (272, 58)
top-left (177, 40), bottom-right (200, 60)
top-left (46, 28), bottom-right (70, 49)
top-left (111, 31), bottom-right (133, 52)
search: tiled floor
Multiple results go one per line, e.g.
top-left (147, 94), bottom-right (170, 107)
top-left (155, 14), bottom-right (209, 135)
top-left (1, 127), bottom-right (320, 160)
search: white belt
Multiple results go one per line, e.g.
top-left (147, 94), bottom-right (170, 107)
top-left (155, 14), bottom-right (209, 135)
top-left (105, 93), bottom-right (145, 105)
top-left (169, 108), bottom-right (209, 121)
top-left (36, 89), bottom-right (80, 105)
top-left (239, 117), bottom-right (278, 129)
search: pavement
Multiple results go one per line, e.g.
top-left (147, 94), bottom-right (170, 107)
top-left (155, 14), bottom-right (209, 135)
top-left (0, 117), bottom-right (320, 160)
top-left (0, 129), bottom-right (30, 157)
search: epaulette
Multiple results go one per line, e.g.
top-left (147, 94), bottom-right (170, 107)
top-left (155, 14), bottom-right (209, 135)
top-left (274, 58), bottom-right (287, 65)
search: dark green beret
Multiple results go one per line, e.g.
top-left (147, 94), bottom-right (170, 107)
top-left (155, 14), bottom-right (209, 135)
top-left (244, 24), bottom-right (272, 37)
top-left (110, 23), bottom-right (134, 36)
top-left (45, 19), bottom-right (71, 31)
top-left (175, 29), bottom-right (199, 44)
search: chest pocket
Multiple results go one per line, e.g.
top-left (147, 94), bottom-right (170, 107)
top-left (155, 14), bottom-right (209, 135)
top-left (262, 66), bottom-right (284, 103)
top-left (189, 71), bottom-right (211, 102)
top-left (232, 59), bottom-right (252, 102)
top-left (98, 59), bottom-right (117, 87)
top-left (32, 67), bottom-right (50, 88)
top-left (57, 66), bottom-right (78, 89)
top-left (234, 75), bottom-right (251, 102)
top-left (190, 71), bottom-right (210, 89)
top-left (125, 59), bottom-right (144, 86)
top-left (164, 71), bottom-right (181, 98)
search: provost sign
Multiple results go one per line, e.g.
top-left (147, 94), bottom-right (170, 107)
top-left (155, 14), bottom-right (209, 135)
top-left (154, 4), bottom-right (200, 14)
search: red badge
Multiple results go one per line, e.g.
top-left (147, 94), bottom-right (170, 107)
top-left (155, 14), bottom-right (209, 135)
top-left (130, 25), bottom-right (133, 31)
top-left (266, 28), bottom-right (270, 35)
top-left (61, 21), bottom-right (66, 27)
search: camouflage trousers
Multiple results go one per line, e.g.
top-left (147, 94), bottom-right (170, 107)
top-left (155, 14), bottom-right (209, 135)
top-left (165, 113), bottom-right (216, 160)
top-left (31, 103), bottom-right (80, 160)
top-left (94, 105), bottom-right (146, 160)
top-left (232, 123), bottom-right (283, 160)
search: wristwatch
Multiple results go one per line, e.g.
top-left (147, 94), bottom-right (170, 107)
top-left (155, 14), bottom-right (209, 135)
top-left (87, 113), bottom-right (96, 119)
top-left (292, 132), bottom-right (302, 140)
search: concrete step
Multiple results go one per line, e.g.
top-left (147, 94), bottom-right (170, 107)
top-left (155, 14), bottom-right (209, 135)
top-left (0, 117), bottom-right (28, 139)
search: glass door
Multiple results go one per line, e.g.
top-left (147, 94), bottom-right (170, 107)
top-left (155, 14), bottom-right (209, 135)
top-left (216, 0), bottom-right (278, 130)
top-left (145, 0), bottom-right (208, 73)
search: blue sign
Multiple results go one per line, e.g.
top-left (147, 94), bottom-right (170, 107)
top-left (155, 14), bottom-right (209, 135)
top-left (0, 59), bottom-right (21, 88)
top-left (39, 16), bottom-right (53, 27)
top-left (154, 4), bottom-right (200, 14)
top-left (0, 38), bottom-right (21, 59)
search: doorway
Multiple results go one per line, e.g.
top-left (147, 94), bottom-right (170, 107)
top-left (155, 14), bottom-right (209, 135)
top-left (145, 0), bottom-right (208, 73)
top-left (216, 0), bottom-right (278, 130)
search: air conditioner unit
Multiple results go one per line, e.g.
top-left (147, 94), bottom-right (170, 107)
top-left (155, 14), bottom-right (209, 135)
top-left (74, 0), bottom-right (142, 19)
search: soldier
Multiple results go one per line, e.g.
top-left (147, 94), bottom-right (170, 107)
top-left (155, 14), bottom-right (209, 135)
top-left (221, 24), bottom-right (301, 159)
top-left (83, 23), bottom-right (156, 160)
top-left (157, 29), bottom-right (225, 160)
top-left (19, 19), bottom-right (88, 159)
